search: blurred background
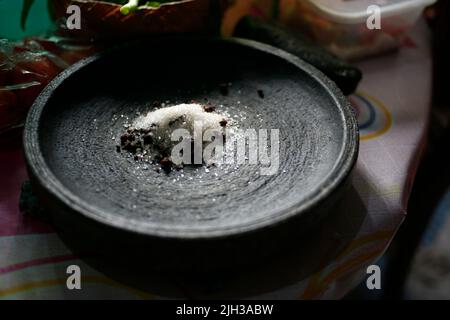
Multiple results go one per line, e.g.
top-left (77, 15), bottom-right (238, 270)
top-left (0, 0), bottom-right (53, 39)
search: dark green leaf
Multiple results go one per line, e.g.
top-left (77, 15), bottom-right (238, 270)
top-left (271, 0), bottom-right (280, 20)
top-left (47, 0), bottom-right (57, 22)
top-left (21, 0), bottom-right (35, 30)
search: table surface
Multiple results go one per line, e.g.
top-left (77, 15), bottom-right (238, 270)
top-left (0, 21), bottom-right (432, 299)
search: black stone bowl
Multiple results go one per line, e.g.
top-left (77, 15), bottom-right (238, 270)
top-left (24, 38), bottom-right (358, 273)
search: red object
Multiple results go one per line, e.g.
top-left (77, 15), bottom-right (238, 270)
top-left (0, 90), bottom-right (19, 128)
top-left (0, 52), bottom-right (13, 86)
top-left (11, 56), bottom-right (61, 109)
top-left (0, 69), bottom-right (10, 87)
top-left (13, 55), bottom-right (61, 81)
top-left (23, 38), bottom-right (62, 56)
top-left (1, 37), bottom-right (100, 133)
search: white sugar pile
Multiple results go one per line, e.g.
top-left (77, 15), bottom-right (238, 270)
top-left (133, 103), bottom-right (225, 134)
top-left (130, 103), bottom-right (227, 153)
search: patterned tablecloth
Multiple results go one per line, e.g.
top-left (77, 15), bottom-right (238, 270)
top-left (0, 20), bottom-right (432, 299)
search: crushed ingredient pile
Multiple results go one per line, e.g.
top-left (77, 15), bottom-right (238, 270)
top-left (119, 103), bottom-right (228, 173)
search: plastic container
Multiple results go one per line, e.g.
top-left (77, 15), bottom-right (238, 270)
top-left (285, 0), bottom-right (436, 60)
